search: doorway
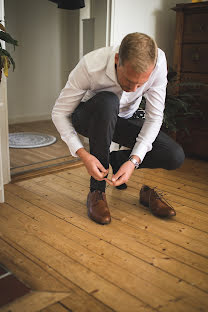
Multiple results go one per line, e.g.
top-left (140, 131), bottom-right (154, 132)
top-left (5, 0), bottom-right (82, 179)
top-left (5, 0), bottom-right (110, 180)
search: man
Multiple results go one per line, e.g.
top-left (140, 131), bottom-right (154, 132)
top-left (52, 32), bottom-right (185, 225)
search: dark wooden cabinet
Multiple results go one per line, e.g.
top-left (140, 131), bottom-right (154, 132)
top-left (172, 2), bottom-right (208, 159)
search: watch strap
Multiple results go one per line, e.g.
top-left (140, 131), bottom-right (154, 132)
top-left (129, 156), bottom-right (140, 169)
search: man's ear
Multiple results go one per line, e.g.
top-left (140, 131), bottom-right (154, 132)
top-left (115, 53), bottom-right (119, 65)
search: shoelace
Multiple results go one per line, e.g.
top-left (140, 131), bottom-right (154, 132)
top-left (150, 187), bottom-right (174, 209)
top-left (94, 190), bottom-right (104, 202)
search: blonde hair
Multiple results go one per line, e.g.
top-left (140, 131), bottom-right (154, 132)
top-left (118, 32), bottom-right (158, 73)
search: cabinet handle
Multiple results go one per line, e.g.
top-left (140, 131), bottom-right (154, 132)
top-left (192, 51), bottom-right (200, 62)
top-left (199, 24), bottom-right (205, 32)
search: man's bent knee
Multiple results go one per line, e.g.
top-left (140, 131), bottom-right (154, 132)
top-left (166, 144), bottom-right (185, 170)
top-left (93, 91), bottom-right (120, 117)
top-left (96, 91), bottom-right (119, 103)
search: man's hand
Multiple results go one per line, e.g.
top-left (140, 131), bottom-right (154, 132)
top-left (105, 160), bottom-right (135, 187)
top-left (77, 148), bottom-right (108, 181)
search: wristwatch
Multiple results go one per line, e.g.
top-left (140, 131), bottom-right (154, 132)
top-left (129, 156), bottom-right (140, 169)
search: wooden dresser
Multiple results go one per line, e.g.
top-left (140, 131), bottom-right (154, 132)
top-left (172, 2), bottom-right (208, 160)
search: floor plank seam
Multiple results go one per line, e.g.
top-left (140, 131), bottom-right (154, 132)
top-left (172, 220), bottom-right (208, 234)
top-left (115, 217), bottom-right (208, 260)
top-left (0, 236), bottom-right (71, 291)
top-left (2, 157), bottom-right (208, 312)
top-left (37, 224), bottom-right (208, 294)
top-left (11, 182), bottom-right (208, 258)
top-left (58, 301), bottom-right (73, 312)
top-left (0, 237), bottom-right (121, 312)
top-left (2, 214), bottom-right (208, 308)
top-left (68, 167), bottom-right (208, 189)
top-left (30, 176), bottom-right (208, 216)
top-left (55, 172), bottom-right (208, 211)
top-left (35, 236), bottom-right (165, 311)
top-left (7, 185), bottom-right (207, 260)
top-left (19, 177), bottom-right (208, 243)
top-left (132, 172), bottom-right (208, 189)
top-left (8, 198), bottom-right (205, 296)
top-left (7, 184), bottom-right (208, 275)
top-left (3, 207), bottom-right (204, 290)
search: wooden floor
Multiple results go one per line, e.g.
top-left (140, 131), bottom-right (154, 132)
top-left (0, 158), bottom-right (208, 312)
top-left (9, 120), bottom-right (75, 176)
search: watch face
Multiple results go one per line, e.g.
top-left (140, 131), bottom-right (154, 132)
top-left (129, 157), bottom-right (139, 168)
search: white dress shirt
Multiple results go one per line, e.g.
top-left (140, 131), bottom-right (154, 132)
top-left (52, 45), bottom-right (167, 163)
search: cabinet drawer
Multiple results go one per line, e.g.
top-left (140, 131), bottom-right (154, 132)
top-left (181, 44), bottom-right (208, 73)
top-left (177, 128), bottom-right (208, 159)
top-left (184, 13), bottom-right (208, 43)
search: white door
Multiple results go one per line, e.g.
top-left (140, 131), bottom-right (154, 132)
top-left (0, 0), bottom-right (11, 203)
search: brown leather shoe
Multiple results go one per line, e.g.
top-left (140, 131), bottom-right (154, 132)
top-left (140, 185), bottom-right (176, 218)
top-left (87, 191), bottom-right (111, 224)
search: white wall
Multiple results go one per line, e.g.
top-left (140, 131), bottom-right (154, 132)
top-left (5, 0), bottom-right (79, 124)
top-left (79, 0), bottom-right (108, 56)
top-left (79, 0), bottom-right (91, 58)
top-left (5, 0), bottom-right (191, 124)
top-left (91, 0), bottom-right (108, 50)
top-left (110, 0), bottom-right (190, 67)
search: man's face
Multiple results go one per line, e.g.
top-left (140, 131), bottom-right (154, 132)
top-left (115, 53), bottom-right (154, 92)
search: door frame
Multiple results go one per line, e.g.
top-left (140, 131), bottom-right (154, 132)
top-left (0, 0), bottom-right (11, 203)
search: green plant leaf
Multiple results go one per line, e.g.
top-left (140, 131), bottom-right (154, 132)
top-left (0, 23), bottom-right (6, 32)
top-left (0, 31), bottom-right (18, 49)
top-left (0, 48), bottom-right (15, 70)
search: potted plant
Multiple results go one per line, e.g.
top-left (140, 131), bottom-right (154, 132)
top-left (163, 70), bottom-right (202, 135)
top-left (0, 21), bottom-right (18, 82)
top-left (139, 70), bottom-right (201, 139)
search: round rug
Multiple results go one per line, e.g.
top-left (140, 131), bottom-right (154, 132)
top-left (9, 132), bottom-right (57, 149)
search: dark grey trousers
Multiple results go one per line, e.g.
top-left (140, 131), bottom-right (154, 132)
top-left (72, 91), bottom-right (185, 192)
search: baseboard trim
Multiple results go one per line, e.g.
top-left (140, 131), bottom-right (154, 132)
top-left (11, 159), bottom-right (83, 183)
top-left (9, 114), bottom-right (51, 125)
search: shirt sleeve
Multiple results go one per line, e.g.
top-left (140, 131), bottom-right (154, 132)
top-left (52, 57), bottom-right (91, 157)
top-left (130, 51), bottom-right (168, 163)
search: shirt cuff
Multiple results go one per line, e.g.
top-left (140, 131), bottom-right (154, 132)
top-left (130, 141), bottom-right (149, 163)
top-left (64, 135), bottom-right (84, 157)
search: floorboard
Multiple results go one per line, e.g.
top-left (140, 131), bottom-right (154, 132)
top-left (13, 176), bottom-right (208, 291)
top-left (9, 120), bottom-right (70, 168)
top-left (9, 120), bottom-right (87, 178)
top-left (0, 291), bottom-right (69, 312)
top-left (0, 158), bottom-right (208, 312)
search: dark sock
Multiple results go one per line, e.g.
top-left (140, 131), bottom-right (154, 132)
top-left (110, 150), bottom-right (130, 190)
top-left (90, 176), bottom-right (106, 193)
top-left (116, 183), bottom-right (127, 190)
top-left (90, 188), bottom-right (105, 193)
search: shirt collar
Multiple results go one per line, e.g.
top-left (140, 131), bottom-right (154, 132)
top-left (106, 46), bottom-right (120, 86)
